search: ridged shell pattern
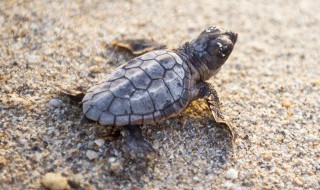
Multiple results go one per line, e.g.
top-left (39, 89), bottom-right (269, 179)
top-left (82, 50), bottom-right (192, 126)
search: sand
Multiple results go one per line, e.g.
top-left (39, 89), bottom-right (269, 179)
top-left (0, 0), bottom-right (319, 189)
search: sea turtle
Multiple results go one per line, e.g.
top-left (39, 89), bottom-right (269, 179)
top-left (82, 26), bottom-right (238, 159)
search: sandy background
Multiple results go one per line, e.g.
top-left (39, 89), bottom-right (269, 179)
top-left (0, 0), bottom-right (319, 189)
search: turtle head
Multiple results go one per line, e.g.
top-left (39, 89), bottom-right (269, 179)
top-left (190, 26), bottom-right (237, 79)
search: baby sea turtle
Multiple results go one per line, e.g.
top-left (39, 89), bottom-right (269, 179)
top-left (82, 26), bottom-right (238, 159)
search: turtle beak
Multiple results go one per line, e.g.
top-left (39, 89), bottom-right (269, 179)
top-left (228, 32), bottom-right (238, 44)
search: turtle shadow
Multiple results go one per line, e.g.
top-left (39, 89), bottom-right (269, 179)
top-left (49, 94), bottom-right (233, 188)
top-left (147, 115), bottom-right (234, 166)
top-left (104, 115), bottom-right (233, 188)
top-left (149, 100), bottom-right (234, 166)
top-left (95, 115), bottom-right (234, 188)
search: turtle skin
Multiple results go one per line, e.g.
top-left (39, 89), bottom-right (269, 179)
top-left (82, 50), bottom-right (192, 126)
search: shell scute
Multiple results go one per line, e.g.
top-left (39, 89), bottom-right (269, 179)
top-left (173, 101), bottom-right (184, 112)
top-left (91, 91), bottom-right (114, 111)
top-left (130, 115), bottom-right (143, 125)
top-left (173, 64), bottom-right (185, 79)
top-left (99, 112), bottom-right (115, 125)
top-left (156, 54), bottom-right (176, 69)
top-left (108, 68), bottom-right (126, 81)
top-left (110, 78), bottom-right (135, 98)
top-left (167, 52), bottom-right (183, 65)
top-left (164, 70), bottom-right (183, 101)
top-left (124, 58), bottom-right (143, 69)
top-left (125, 67), bottom-right (151, 89)
top-left (153, 111), bottom-right (164, 122)
top-left (115, 115), bottom-right (130, 126)
top-left (148, 79), bottom-right (174, 111)
top-left (88, 83), bottom-right (110, 99)
top-left (139, 51), bottom-right (158, 60)
top-left (153, 50), bottom-right (168, 56)
top-left (140, 60), bottom-right (165, 79)
top-left (85, 106), bottom-right (102, 121)
top-left (109, 98), bottom-right (131, 115)
top-left (130, 90), bottom-right (155, 115)
top-left (163, 105), bottom-right (176, 117)
top-left (143, 113), bottom-right (154, 124)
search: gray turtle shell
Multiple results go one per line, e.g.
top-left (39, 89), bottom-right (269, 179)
top-left (82, 50), bottom-right (192, 126)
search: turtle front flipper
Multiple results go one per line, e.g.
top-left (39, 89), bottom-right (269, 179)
top-left (121, 125), bottom-right (156, 160)
top-left (198, 82), bottom-right (235, 146)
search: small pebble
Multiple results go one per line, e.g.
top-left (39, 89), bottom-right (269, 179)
top-left (294, 178), bottom-right (303, 186)
top-left (41, 172), bottom-right (70, 190)
top-left (26, 54), bottom-right (40, 63)
top-left (281, 98), bottom-right (292, 108)
top-left (221, 181), bottom-right (234, 189)
top-left (48, 99), bottom-right (63, 108)
top-left (19, 138), bottom-right (27, 146)
top-left (0, 156), bottom-right (7, 168)
top-left (311, 80), bottom-right (319, 86)
top-left (4, 85), bottom-right (12, 93)
top-left (44, 48), bottom-right (54, 55)
top-left (262, 152), bottom-right (272, 161)
top-left (90, 65), bottom-right (101, 73)
top-left (93, 56), bottom-right (105, 63)
top-left (225, 168), bottom-right (238, 179)
top-left (108, 157), bottom-right (122, 172)
top-left (94, 139), bottom-right (105, 147)
top-left (86, 150), bottom-right (99, 160)
top-left (108, 157), bottom-right (116, 163)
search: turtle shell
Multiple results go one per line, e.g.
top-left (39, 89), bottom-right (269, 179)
top-left (82, 50), bottom-right (192, 126)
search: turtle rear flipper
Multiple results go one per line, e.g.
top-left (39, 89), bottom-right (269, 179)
top-left (121, 125), bottom-right (156, 160)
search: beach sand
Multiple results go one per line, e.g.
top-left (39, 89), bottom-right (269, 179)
top-left (0, 0), bottom-right (319, 189)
